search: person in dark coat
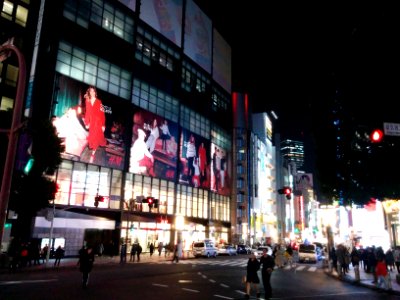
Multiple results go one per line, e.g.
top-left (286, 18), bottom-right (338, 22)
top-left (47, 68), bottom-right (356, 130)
top-left (77, 246), bottom-right (95, 288)
top-left (245, 254), bottom-right (261, 299)
top-left (260, 248), bottom-right (275, 299)
top-left (54, 245), bottom-right (65, 267)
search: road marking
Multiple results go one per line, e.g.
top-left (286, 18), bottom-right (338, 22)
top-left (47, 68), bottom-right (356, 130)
top-left (220, 283), bottom-right (229, 288)
top-left (308, 266), bottom-right (317, 272)
top-left (178, 280), bottom-right (192, 283)
top-left (214, 295), bottom-right (234, 299)
top-left (0, 279), bottom-right (57, 285)
top-left (236, 290), bottom-right (246, 295)
top-left (152, 283), bottom-right (168, 288)
top-left (181, 288), bottom-right (200, 293)
top-left (209, 279), bottom-right (216, 283)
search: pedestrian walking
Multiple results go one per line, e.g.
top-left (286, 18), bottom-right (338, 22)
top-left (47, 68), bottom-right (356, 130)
top-left (172, 240), bottom-right (182, 263)
top-left (157, 242), bottom-right (163, 256)
top-left (149, 243), bottom-right (155, 257)
top-left (54, 245), bottom-right (65, 267)
top-left (376, 256), bottom-right (392, 290)
top-left (130, 243), bottom-right (137, 262)
top-left (244, 253), bottom-right (261, 299)
top-left (259, 247), bottom-right (275, 299)
top-left (350, 246), bottom-right (360, 282)
top-left (136, 243), bottom-right (142, 262)
top-left (120, 243), bottom-right (127, 264)
top-left (77, 245), bottom-right (95, 289)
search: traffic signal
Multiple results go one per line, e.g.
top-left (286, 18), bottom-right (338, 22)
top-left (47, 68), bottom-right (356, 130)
top-left (147, 197), bottom-right (154, 208)
top-left (370, 129), bottom-right (384, 143)
top-left (278, 187), bottom-right (292, 199)
top-left (23, 157), bottom-right (34, 175)
top-left (94, 195), bottom-right (104, 208)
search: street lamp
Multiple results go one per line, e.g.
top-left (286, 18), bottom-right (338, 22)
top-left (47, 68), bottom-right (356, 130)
top-left (0, 40), bottom-right (27, 248)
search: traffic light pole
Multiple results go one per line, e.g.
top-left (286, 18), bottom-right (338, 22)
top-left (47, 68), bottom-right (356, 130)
top-left (0, 41), bottom-right (26, 249)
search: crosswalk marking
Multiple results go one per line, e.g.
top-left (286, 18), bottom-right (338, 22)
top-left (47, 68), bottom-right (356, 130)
top-left (150, 258), bottom-right (321, 272)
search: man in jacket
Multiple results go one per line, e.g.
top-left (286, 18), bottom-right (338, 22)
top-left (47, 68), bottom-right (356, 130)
top-left (260, 247), bottom-right (275, 299)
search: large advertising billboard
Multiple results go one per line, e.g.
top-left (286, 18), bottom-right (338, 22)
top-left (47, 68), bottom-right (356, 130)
top-left (130, 109), bottom-right (179, 180)
top-left (179, 129), bottom-right (211, 189)
top-left (52, 75), bottom-right (130, 170)
top-left (212, 29), bottom-right (232, 93)
top-left (140, 0), bottom-right (183, 47)
top-left (210, 143), bottom-right (231, 196)
top-left (183, 0), bottom-right (212, 73)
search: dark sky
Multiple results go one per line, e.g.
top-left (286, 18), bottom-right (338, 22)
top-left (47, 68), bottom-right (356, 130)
top-left (200, 1), bottom-right (400, 139)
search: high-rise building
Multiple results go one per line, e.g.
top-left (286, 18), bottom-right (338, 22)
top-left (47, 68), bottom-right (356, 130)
top-left (1, 0), bottom-right (233, 255)
top-left (280, 139), bottom-right (304, 171)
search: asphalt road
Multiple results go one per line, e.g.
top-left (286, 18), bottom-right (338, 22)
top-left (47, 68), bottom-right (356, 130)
top-left (0, 256), bottom-right (399, 300)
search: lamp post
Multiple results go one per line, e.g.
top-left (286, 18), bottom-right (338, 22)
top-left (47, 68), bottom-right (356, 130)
top-left (0, 40), bottom-right (27, 248)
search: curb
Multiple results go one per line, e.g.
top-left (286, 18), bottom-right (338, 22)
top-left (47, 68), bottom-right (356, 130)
top-left (324, 270), bottom-right (400, 296)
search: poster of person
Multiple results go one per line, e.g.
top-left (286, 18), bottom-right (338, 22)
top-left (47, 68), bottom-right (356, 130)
top-left (210, 143), bottom-right (231, 196)
top-left (130, 109), bottom-right (178, 179)
top-left (52, 75), bottom-right (130, 170)
top-left (295, 173), bottom-right (313, 190)
top-left (179, 129), bottom-right (210, 189)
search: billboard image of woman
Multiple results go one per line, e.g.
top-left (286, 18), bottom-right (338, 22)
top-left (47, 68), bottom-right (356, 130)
top-left (130, 109), bottom-right (178, 179)
top-left (179, 129), bottom-right (210, 189)
top-left (52, 75), bottom-right (130, 170)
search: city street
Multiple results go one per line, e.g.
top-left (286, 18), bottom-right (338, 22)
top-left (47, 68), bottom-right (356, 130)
top-left (1, 254), bottom-right (399, 299)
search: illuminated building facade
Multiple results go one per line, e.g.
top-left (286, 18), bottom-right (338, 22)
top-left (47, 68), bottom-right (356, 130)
top-left (1, 0), bottom-right (233, 256)
top-left (232, 93), bottom-right (279, 246)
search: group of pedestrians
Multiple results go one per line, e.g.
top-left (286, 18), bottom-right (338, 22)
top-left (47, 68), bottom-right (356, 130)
top-left (245, 247), bottom-right (276, 300)
top-left (330, 244), bottom-right (394, 290)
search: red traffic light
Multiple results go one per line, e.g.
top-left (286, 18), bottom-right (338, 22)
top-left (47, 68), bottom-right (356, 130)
top-left (370, 129), bottom-right (383, 143)
top-left (278, 187), bottom-right (292, 195)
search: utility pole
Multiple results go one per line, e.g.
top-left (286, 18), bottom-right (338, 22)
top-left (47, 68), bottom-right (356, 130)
top-left (0, 40), bottom-right (27, 248)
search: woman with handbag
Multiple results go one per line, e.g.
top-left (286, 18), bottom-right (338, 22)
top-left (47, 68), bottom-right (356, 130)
top-left (245, 253), bottom-right (261, 299)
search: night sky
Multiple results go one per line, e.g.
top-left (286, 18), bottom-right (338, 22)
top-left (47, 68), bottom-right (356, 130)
top-left (200, 1), bottom-right (400, 140)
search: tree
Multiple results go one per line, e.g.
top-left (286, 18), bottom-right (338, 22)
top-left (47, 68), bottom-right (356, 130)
top-left (8, 119), bottom-right (64, 241)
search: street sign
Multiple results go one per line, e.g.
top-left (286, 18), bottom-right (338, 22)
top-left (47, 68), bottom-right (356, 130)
top-left (384, 122), bottom-right (400, 136)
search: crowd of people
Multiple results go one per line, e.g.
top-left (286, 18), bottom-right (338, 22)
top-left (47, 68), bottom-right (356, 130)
top-left (329, 244), bottom-right (396, 290)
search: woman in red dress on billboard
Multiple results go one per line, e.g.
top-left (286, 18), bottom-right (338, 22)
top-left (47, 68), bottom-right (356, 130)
top-left (83, 86), bottom-right (107, 162)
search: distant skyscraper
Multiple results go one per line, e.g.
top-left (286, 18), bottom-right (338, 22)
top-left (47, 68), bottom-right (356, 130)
top-left (280, 139), bottom-right (304, 171)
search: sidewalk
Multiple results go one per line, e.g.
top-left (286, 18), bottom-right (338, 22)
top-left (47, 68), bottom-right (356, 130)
top-left (0, 251), bottom-right (191, 275)
top-left (324, 263), bottom-right (400, 296)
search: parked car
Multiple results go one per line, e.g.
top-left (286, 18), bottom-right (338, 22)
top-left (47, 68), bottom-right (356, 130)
top-left (252, 246), bottom-right (272, 258)
top-left (217, 245), bottom-right (237, 256)
top-left (192, 240), bottom-right (218, 258)
top-left (237, 244), bottom-right (252, 254)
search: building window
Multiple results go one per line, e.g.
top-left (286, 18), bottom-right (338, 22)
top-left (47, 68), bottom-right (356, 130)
top-left (135, 26), bottom-right (179, 71)
top-left (56, 41), bottom-right (132, 100)
top-left (211, 86), bottom-right (229, 113)
top-left (181, 60), bottom-right (210, 93)
top-left (180, 105), bottom-right (210, 139)
top-left (64, 0), bottom-right (134, 44)
top-left (132, 78), bottom-right (179, 123)
top-left (1, 0), bottom-right (28, 26)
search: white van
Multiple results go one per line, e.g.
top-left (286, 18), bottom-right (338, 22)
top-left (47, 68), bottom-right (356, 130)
top-left (192, 240), bottom-right (218, 258)
top-left (298, 243), bottom-right (318, 263)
